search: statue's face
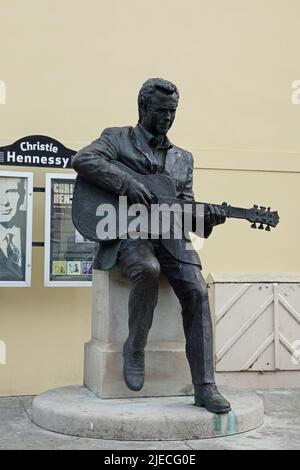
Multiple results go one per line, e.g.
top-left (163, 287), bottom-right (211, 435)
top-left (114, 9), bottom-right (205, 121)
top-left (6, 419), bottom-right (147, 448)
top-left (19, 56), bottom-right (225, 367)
top-left (141, 90), bottom-right (178, 136)
top-left (0, 178), bottom-right (21, 223)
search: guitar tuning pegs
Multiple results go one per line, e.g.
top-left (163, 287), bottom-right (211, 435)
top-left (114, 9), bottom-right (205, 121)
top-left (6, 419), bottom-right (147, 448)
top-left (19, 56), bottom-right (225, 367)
top-left (253, 204), bottom-right (258, 209)
top-left (267, 207), bottom-right (270, 212)
top-left (265, 225), bottom-right (271, 231)
top-left (222, 202), bottom-right (228, 206)
top-left (260, 206), bottom-right (266, 211)
top-left (258, 223), bottom-right (264, 229)
top-left (251, 223), bottom-right (257, 229)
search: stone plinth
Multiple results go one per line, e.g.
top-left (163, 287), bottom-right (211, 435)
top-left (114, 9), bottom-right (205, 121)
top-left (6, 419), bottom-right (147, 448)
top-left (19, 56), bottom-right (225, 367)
top-left (32, 385), bottom-right (264, 440)
top-left (84, 268), bottom-right (192, 398)
top-left (32, 269), bottom-right (265, 440)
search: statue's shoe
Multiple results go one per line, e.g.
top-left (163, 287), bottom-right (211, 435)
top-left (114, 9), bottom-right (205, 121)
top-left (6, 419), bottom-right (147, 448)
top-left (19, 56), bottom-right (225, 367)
top-left (123, 340), bottom-right (145, 391)
top-left (194, 384), bottom-right (231, 414)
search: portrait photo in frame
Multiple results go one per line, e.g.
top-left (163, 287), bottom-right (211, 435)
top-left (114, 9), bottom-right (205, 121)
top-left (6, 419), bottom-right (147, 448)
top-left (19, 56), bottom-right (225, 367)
top-left (0, 171), bottom-right (33, 287)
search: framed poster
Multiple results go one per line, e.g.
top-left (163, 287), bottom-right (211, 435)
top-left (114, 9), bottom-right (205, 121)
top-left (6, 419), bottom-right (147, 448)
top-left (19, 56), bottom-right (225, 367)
top-left (0, 171), bottom-right (33, 287)
top-left (44, 173), bottom-right (95, 287)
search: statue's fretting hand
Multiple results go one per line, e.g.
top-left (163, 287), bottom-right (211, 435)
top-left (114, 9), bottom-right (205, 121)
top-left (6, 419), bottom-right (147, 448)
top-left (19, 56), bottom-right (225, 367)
top-left (126, 178), bottom-right (153, 206)
top-left (205, 204), bottom-right (226, 228)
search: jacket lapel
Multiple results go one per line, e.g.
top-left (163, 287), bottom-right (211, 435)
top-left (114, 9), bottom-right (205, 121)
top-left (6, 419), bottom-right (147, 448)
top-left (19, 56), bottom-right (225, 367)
top-left (132, 126), bottom-right (157, 168)
top-left (164, 146), bottom-right (179, 175)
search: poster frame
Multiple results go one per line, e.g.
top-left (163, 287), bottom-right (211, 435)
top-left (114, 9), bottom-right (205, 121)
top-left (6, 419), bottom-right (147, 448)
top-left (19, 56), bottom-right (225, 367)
top-left (0, 170), bottom-right (33, 288)
top-left (44, 172), bottom-right (93, 287)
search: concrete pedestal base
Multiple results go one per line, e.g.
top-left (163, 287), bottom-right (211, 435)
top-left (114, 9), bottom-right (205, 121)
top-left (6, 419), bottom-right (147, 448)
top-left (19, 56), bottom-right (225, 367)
top-left (85, 269), bottom-right (192, 398)
top-left (32, 386), bottom-right (264, 440)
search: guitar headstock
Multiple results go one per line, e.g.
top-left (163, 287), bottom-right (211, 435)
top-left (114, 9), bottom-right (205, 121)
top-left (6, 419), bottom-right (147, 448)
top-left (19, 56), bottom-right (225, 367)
top-left (247, 205), bottom-right (280, 231)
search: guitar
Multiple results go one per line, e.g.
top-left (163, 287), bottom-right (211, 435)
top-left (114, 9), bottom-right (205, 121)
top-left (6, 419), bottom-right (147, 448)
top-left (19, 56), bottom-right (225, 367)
top-left (72, 161), bottom-right (280, 243)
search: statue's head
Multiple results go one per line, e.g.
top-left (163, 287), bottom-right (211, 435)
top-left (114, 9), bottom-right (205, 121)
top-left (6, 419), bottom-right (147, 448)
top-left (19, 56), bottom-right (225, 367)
top-left (138, 78), bottom-right (179, 137)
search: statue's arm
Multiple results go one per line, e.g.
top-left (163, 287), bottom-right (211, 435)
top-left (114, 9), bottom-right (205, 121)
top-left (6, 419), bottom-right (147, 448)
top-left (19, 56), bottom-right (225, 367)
top-left (72, 128), bottom-right (132, 195)
top-left (180, 153), bottom-right (213, 239)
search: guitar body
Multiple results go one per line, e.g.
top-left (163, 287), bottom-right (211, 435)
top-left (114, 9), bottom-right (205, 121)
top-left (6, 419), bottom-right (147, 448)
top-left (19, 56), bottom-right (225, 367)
top-left (72, 161), bottom-right (279, 242)
top-left (72, 162), bottom-right (177, 242)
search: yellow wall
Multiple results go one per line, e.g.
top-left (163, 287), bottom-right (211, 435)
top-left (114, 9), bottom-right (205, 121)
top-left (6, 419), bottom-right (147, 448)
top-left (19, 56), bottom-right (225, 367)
top-left (0, 0), bottom-right (299, 395)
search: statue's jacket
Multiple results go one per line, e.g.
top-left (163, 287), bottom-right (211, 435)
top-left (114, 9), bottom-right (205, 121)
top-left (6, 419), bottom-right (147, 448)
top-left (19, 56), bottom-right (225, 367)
top-left (72, 125), bottom-right (212, 270)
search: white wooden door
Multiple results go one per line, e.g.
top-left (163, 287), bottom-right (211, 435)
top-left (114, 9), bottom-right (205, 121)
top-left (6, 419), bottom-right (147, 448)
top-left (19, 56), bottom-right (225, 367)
top-left (208, 279), bottom-right (300, 372)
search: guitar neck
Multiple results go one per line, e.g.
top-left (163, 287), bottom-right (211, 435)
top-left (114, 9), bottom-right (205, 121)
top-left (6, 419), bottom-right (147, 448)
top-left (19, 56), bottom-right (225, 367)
top-left (155, 197), bottom-right (249, 222)
top-left (209, 204), bottom-right (248, 221)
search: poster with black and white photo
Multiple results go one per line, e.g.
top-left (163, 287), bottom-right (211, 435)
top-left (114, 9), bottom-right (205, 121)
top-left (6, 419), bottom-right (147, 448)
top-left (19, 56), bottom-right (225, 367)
top-left (44, 174), bottom-right (95, 287)
top-left (0, 171), bottom-right (33, 287)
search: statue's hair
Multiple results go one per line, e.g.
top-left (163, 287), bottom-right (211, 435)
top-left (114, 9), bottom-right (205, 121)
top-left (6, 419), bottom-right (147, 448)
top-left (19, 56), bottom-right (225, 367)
top-left (138, 78), bottom-right (179, 121)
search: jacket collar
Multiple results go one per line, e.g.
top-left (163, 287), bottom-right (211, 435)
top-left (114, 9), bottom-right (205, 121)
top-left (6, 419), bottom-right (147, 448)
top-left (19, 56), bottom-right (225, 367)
top-left (137, 124), bottom-right (172, 150)
top-left (132, 125), bottom-right (179, 174)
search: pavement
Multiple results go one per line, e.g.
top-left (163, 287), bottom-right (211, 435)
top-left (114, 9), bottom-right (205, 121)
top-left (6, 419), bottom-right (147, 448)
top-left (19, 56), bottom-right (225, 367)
top-left (0, 389), bottom-right (299, 450)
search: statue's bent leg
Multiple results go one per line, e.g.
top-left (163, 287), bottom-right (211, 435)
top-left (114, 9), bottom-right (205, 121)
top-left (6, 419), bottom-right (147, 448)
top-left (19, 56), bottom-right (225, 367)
top-left (117, 239), bottom-right (160, 391)
top-left (117, 239), bottom-right (160, 350)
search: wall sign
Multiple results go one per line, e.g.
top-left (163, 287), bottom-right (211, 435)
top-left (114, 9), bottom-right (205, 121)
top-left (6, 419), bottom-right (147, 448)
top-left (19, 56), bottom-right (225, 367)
top-left (0, 136), bottom-right (76, 169)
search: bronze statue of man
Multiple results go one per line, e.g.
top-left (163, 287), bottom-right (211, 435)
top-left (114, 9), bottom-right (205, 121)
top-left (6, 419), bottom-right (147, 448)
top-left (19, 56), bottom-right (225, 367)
top-left (72, 78), bottom-right (231, 413)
